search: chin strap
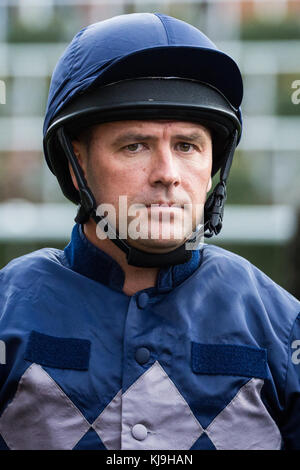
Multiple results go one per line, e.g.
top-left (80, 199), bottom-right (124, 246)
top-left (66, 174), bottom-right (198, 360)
top-left (56, 127), bottom-right (238, 267)
top-left (204, 129), bottom-right (238, 238)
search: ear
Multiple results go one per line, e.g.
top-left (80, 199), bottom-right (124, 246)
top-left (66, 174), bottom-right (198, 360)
top-left (207, 176), bottom-right (212, 193)
top-left (68, 160), bottom-right (79, 191)
top-left (68, 140), bottom-right (87, 191)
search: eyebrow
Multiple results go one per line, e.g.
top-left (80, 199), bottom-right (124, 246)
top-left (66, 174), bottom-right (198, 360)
top-left (173, 133), bottom-right (208, 144)
top-left (112, 131), bottom-right (208, 147)
top-left (112, 133), bottom-right (153, 147)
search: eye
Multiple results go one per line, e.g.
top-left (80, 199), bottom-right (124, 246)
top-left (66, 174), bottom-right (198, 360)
top-left (125, 143), bottom-right (144, 152)
top-left (176, 142), bottom-right (195, 153)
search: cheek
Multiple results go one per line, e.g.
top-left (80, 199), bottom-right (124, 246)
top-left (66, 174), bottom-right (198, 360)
top-left (183, 162), bottom-right (212, 198)
top-left (86, 160), bottom-right (112, 203)
top-left (87, 158), bottom-right (146, 204)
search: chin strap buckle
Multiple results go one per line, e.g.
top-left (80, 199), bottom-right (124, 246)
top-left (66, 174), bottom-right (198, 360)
top-left (204, 181), bottom-right (227, 238)
top-left (74, 189), bottom-right (95, 223)
top-left (204, 129), bottom-right (239, 239)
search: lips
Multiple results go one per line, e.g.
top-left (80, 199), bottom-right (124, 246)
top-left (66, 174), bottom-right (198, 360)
top-left (146, 201), bottom-right (183, 207)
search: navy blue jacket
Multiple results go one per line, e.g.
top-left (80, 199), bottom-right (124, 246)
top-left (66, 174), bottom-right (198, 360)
top-left (0, 223), bottom-right (299, 450)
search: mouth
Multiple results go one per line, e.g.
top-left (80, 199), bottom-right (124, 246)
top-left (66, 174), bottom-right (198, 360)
top-left (146, 201), bottom-right (184, 208)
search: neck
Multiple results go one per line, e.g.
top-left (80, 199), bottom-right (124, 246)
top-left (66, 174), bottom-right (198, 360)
top-left (83, 219), bottom-right (159, 296)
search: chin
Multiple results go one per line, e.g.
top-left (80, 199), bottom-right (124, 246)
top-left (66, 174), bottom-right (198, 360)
top-left (128, 238), bottom-right (185, 254)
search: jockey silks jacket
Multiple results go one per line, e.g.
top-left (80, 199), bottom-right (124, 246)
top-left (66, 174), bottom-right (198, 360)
top-left (0, 223), bottom-right (299, 450)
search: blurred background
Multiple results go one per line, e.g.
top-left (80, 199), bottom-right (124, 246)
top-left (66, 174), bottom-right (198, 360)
top-left (0, 0), bottom-right (299, 297)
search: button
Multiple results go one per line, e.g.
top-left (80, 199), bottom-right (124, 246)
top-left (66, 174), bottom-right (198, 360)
top-left (135, 347), bottom-right (150, 364)
top-left (131, 424), bottom-right (148, 441)
top-left (137, 292), bottom-right (149, 309)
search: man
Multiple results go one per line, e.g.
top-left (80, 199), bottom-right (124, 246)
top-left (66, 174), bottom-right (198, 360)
top-left (0, 13), bottom-right (299, 450)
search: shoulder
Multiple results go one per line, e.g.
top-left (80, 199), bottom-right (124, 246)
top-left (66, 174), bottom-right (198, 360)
top-left (0, 247), bottom-right (67, 291)
top-left (201, 242), bottom-right (289, 288)
top-left (201, 242), bottom-right (257, 272)
top-left (200, 243), bottom-right (300, 319)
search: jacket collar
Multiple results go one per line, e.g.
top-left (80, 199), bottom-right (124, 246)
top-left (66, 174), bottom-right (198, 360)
top-left (64, 223), bottom-right (202, 294)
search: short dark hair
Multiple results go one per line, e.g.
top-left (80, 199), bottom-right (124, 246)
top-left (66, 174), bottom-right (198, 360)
top-left (74, 126), bottom-right (94, 157)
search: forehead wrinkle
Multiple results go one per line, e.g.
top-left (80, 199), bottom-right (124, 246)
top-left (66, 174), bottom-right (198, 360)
top-left (105, 121), bottom-right (212, 147)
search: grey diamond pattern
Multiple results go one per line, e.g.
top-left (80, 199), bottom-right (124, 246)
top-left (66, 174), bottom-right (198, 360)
top-left (205, 378), bottom-right (282, 450)
top-left (92, 389), bottom-right (122, 450)
top-left (0, 363), bottom-right (90, 450)
top-left (0, 362), bottom-right (282, 450)
top-left (121, 361), bottom-right (204, 449)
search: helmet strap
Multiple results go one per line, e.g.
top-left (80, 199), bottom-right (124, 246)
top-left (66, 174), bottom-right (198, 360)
top-left (204, 129), bottom-right (238, 237)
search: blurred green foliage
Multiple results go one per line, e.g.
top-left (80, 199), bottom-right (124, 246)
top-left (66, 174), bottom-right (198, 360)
top-left (211, 150), bottom-right (273, 206)
top-left (241, 18), bottom-right (300, 40)
top-left (0, 241), bottom-right (66, 270)
top-left (8, 16), bottom-right (66, 43)
top-left (7, 6), bottom-right (84, 43)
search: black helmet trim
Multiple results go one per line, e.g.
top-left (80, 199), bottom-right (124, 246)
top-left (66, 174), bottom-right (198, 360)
top-left (47, 77), bottom-right (240, 134)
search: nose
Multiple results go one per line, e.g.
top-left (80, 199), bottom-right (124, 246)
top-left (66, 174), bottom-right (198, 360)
top-left (148, 144), bottom-right (181, 188)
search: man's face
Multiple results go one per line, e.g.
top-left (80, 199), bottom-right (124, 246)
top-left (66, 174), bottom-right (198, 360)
top-left (71, 120), bottom-right (212, 253)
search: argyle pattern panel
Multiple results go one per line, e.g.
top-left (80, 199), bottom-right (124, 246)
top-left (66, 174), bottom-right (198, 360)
top-left (0, 362), bottom-right (281, 450)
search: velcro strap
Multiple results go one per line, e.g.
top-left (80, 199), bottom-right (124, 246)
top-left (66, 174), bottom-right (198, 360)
top-left (24, 330), bottom-right (91, 370)
top-left (191, 342), bottom-right (267, 378)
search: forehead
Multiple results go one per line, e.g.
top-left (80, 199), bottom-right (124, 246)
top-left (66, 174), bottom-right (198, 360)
top-left (91, 119), bottom-right (212, 140)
